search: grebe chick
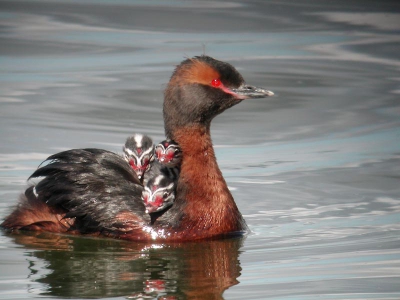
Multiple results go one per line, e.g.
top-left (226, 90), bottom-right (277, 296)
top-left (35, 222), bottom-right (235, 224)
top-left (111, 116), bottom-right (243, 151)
top-left (155, 139), bottom-right (182, 168)
top-left (123, 134), bottom-right (155, 184)
top-left (143, 173), bottom-right (176, 215)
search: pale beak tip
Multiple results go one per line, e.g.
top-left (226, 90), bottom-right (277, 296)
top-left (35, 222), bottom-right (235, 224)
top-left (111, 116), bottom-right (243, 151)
top-left (266, 90), bottom-right (274, 96)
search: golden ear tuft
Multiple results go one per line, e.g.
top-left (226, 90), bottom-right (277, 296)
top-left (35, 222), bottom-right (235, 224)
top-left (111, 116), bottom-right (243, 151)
top-left (179, 59), bottom-right (220, 86)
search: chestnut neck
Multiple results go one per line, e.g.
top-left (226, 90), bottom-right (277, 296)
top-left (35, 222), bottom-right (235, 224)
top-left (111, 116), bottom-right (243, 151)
top-left (172, 124), bottom-right (213, 158)
top-left (165, 124), bottom-right (246, 238)
top-left (174, 125), bottom-right (226, 208)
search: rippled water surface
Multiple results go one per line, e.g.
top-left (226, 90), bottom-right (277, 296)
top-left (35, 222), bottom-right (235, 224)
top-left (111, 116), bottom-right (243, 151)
top-left (1, 1), bottom-right (400, 299)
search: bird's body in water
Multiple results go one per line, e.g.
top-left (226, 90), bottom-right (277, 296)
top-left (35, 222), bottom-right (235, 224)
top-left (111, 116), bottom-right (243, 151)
top-left (1, 55), bottom-right (273, 241)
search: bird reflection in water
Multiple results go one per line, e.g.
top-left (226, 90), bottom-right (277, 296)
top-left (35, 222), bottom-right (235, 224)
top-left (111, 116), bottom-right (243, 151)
top-left (7, 231), bottom-right (244, 299)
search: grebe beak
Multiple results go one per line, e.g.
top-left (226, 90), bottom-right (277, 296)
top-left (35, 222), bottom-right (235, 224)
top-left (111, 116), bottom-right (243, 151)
top-left (231, 85), bottom-right (274, 99)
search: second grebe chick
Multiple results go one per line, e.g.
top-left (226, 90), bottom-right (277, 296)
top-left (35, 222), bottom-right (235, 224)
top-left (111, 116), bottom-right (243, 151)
top-left (155, 139), bottom-right (182, 168)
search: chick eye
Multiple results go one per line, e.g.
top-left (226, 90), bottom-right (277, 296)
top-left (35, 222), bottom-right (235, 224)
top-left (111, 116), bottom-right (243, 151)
top-left (143, 155), bottom-right (151, 164)
top-left (163, 192), bottom-right (169, 199)
top-left (211, 78), bottom-right (221, 87)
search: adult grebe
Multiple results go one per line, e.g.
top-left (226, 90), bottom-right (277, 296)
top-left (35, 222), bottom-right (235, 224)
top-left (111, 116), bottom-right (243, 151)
top-left (1, 55), bottom-right (273, 241)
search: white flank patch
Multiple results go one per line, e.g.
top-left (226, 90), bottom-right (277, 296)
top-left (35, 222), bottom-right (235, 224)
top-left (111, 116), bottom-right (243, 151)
top-left (32, 186), bottom-right (39, 198)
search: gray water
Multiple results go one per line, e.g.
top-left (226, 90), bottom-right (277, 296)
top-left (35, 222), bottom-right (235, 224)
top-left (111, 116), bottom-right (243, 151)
top-left (1, 1), bottom-right (400, 299)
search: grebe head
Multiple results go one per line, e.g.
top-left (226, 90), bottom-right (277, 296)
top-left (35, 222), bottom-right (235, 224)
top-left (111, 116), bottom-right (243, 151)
top-left (142, 174), bottom-right (176, 214)
top-left (163, 55), bottom-right (274, 138)
top-left (123, 134), bottom-right (155, 179)
top-left (155, 139), bottom-right (182, 168)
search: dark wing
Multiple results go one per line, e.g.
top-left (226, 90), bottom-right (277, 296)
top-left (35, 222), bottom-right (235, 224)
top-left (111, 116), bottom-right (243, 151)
top-left (30, 148), bottom-right (150, 232)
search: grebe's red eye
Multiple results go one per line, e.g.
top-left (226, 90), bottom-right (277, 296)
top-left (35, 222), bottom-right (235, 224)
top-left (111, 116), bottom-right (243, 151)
top-left (211, 78), bottom-right (221, 87)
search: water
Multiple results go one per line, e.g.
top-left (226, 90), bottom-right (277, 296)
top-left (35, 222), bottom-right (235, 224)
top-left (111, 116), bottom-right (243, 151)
top-left (1, 0), bottom-right (400, 299)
